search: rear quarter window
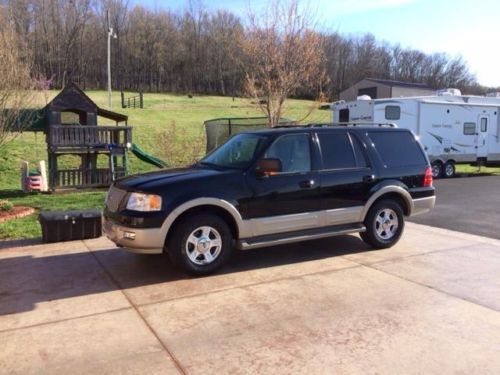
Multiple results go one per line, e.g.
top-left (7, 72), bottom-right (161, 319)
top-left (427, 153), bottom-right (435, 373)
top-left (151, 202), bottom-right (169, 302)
top-left (368, 131), bottom-right (426, 167)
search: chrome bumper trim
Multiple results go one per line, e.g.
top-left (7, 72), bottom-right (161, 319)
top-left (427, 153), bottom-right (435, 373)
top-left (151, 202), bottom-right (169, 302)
top-left (103, 217), bottom-right (164, 254)
top-left (411, 196), bottom-right (436, 216)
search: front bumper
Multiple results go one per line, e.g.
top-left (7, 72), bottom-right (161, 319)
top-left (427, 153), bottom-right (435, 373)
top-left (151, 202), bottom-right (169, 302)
top-left (411, 196), bottom-right (436, 216)
top-left (103, 217), bottom-right (164, 254)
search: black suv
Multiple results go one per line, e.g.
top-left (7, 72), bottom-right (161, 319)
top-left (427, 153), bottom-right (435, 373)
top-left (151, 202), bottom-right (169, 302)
top-left (103, 124), bottom-right (435, 275)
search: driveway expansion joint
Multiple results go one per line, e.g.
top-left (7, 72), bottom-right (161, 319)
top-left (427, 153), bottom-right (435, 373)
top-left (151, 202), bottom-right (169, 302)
top-left (82, 241), bottom-right (187, 375)
top-left (347, 241), bottom-right (491, 267)
top-left (0, 306), bottom-right (133, 335)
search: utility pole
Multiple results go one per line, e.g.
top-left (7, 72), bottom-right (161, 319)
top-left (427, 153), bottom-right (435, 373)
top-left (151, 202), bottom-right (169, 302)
top-left (107, 10), bottom-right (116, 108)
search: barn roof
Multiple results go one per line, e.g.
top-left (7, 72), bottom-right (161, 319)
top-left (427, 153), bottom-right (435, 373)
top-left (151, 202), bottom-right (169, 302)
top-left (365, 78), bottom-right (433, 90)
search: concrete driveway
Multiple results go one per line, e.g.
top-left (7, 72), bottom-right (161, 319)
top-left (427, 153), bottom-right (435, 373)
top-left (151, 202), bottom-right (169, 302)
top-left (410, 175), bottom-right (500, 239)
top-left (1, 223), bottom-right (500, 374)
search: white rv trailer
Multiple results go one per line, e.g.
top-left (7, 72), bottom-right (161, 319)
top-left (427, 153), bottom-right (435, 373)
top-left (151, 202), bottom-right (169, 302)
top-left (331, 90), bottom-right (500, 177)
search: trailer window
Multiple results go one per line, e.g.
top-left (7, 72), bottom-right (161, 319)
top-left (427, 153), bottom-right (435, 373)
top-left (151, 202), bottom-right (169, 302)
top-left (339, 109), bottom-right (349, 122)
top-left (385, 106), bottom-right (400, 120)
top-left (464, 122), bottom-right (476, 135)
top-left (481, 118), bottom-right (488, 132)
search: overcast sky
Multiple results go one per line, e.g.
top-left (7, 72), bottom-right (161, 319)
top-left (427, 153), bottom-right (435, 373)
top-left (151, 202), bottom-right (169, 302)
top-left (138, 0), bottom-right (500, 87)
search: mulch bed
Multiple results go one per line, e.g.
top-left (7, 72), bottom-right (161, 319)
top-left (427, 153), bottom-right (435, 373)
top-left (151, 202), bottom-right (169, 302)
top-left (0, 207), bottom-right (36, 223)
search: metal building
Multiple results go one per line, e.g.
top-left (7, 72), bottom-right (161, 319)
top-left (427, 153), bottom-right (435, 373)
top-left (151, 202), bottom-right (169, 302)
top-left (339, 78), bottom-right (435, 101)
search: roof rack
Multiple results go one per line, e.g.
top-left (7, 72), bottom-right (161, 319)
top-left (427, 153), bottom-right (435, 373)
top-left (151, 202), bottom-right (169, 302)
top-left (272, 124), bottom-right (307, 129)
top-left (307, 122), bottom-right (398, 128)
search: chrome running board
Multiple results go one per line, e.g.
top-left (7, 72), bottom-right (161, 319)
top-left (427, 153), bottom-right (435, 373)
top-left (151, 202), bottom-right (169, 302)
top-left (237, 224), bottom-right (366, 250)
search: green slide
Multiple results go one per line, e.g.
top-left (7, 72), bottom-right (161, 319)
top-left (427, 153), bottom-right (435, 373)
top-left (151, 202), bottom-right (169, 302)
top-left (131, 143), bottom-right (169, 168)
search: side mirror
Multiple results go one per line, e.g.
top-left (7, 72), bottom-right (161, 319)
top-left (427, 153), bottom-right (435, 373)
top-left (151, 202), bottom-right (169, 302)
top-left (255, 158), bottom-right (282, 178)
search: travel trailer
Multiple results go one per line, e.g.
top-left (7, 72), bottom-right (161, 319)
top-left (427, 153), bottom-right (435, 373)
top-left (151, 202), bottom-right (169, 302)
top-left (331, 89), bottom-right (500, 178)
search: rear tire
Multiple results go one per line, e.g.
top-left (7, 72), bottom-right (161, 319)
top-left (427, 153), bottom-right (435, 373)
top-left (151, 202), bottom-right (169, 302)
top-left (431, 162), bottom-right (442, 179)
top-left (361, 199), bottom-right (405, 249)
top-left (167, 213), bottom-right (233, 276)
top-left (443, 161), bottom-right (455, 178)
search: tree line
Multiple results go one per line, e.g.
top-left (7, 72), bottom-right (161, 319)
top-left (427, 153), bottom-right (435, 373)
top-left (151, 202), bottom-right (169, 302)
top-left (2, 0), bottom-right (486, 100)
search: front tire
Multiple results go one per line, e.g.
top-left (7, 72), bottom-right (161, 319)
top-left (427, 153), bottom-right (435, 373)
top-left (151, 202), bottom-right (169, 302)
top-left (443, 161), bottom-right (455, 178)
top-left (167, 213), bottom-right (233, 276)
top-left (360, 200), bottom-right (405, 249)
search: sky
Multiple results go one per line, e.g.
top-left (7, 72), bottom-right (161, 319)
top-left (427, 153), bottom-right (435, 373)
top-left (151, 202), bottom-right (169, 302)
top-left (136, 0), bottom-right (500, 87)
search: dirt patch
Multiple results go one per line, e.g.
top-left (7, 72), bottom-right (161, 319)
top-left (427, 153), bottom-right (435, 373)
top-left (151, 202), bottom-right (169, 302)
top-left (0, 206), bottom-right (36, 223)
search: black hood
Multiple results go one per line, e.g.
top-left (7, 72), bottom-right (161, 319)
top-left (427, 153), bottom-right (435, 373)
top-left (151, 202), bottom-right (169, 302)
top-left (115, 165), bottom-right (238, 192)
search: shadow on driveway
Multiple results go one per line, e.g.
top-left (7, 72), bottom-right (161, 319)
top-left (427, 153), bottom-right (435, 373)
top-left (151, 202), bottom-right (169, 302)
top-left (0, 235), bottom-right (370, 316)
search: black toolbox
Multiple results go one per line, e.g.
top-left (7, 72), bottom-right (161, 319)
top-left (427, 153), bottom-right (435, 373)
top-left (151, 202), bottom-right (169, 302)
top-left (39, 209), bottom-right (102, 243)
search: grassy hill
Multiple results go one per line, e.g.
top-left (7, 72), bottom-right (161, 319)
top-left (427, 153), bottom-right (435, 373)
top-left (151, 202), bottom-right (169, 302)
top-left (0, 91), bottom-right (330, 239)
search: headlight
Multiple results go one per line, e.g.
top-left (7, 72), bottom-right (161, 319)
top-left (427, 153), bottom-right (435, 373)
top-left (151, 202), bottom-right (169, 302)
top-left (126, 193), bottom-right (162, 212)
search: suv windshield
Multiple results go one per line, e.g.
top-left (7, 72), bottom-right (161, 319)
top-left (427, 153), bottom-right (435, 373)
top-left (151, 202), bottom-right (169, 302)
top-left (200, 133), bottom-right (267, 169)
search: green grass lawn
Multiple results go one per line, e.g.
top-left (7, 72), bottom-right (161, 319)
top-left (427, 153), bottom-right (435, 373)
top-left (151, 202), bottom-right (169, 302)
top-left (0, 91), bottom-right (330, 240)
top-left (455, 164), bottom-right (500, 174)
top-left (2, 90), bottom-right (499, 240)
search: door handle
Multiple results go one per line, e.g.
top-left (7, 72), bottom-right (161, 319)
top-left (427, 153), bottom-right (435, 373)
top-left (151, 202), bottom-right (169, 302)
top-left (299, 180), bottom-right (315, 189)
top-left (363, 175), bottom-right (375, 183)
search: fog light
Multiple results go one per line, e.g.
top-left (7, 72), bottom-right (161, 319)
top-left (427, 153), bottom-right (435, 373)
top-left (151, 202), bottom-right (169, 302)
top-left (123, 231), bottom-right (136, 240)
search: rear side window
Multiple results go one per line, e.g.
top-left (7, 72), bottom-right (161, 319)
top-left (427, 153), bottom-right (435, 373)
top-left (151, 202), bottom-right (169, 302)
top-left (351, 135), bottom-right (368, 168)
top-left (368, 131), bottom-right (426, 167)
top-left (318, 133), bottom-right (356, 169)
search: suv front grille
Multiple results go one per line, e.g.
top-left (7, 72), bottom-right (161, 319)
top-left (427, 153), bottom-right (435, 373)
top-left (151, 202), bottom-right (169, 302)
top-left (106, 186), bottom-right (127, 212)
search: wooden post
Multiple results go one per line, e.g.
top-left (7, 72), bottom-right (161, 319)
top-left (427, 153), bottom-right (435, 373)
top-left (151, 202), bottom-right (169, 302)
top-left (140, 92), bottom-right (144, 108)
top-left (121, 91), bottom-right (125, 108)
top-left (38, 160), bottom-right (48, 192)
top-left (20, 161), bottom-right (29, 192)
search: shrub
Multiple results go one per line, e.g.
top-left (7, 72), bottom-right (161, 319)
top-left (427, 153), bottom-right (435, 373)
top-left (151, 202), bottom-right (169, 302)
top-left (158, 121), bottom-right (206, 167)
top-left (0, 200), bottom-right (13, 212)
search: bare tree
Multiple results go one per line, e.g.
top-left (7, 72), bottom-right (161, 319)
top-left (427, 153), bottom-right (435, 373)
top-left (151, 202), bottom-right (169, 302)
top-left (239, 0), bottom-right (326, 126)
top-left (0, 11), bottom-right (35, 148)
top-left (1, 0), bottom-right (480, 98)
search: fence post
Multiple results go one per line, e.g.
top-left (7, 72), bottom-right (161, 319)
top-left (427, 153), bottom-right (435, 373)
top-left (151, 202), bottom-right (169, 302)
top-left (140, 92), bottom-right (143, 108)
top-left (121, 92), bottom-right (125, 108)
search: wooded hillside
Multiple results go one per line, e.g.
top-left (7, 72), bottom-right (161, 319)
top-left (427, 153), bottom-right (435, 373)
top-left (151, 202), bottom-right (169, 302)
top-left (3, 0), bottom-right (482, 98)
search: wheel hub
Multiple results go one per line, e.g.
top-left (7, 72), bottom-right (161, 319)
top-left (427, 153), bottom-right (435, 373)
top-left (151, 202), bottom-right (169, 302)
top-left (185, 226), bottom-right (223, 265)
top-left (196, 236), bottom-right (212, 253)
top-left (375, 208), bottom-right (399, 240)
top-left (382, 220), bottom-right (391, 230)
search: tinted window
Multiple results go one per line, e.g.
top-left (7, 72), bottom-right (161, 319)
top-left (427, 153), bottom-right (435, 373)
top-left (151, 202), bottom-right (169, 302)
top-left (351, 135), bottom-right (368, 168)
top-left (318, 133), bottom-right (356, 170)
top-left (264, 134), bottom-right (311, 173)
top-left (368, 131), bottom-right (426, 167)
top-left (385, 106), bottom-right (401, 120)
top-left (464, 122), bottom-right (476, 135)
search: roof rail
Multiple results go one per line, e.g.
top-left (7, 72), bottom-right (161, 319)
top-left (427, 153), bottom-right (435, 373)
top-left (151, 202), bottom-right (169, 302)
top-left (307, 122), bottom-right (398, 128)
top-left (272, 124), bottom-right (307, 129)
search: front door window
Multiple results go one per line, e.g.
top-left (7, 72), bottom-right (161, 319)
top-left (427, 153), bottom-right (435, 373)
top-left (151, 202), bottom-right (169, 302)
top-left (264, 134), bottom-right (311, 173)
